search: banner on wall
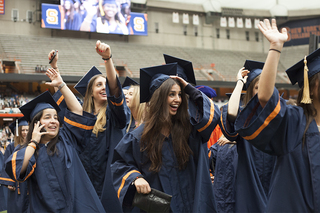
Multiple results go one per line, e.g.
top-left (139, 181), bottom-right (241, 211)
top-left (228, 17), bottom-right (235, 28)
top-left (41, 3), bottom-right (148, 36)
top-left (220, 17), bottom-right (227, 27)
top-left (280, 18), bottom-right (320, 46)
top-left (0, 0), bottom-right (5, 15)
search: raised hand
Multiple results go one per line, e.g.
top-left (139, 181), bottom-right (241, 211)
top-left (48, 50), bottom-right (58, 69)
top-left (45, 68), bottom-right (63, 88)
top-left (170, 75), bottom-right (188, 89)
top-left (258, 19), bottom-right (288, 48)
top-left (96, 40), bottom-right (112, 59)
top-left (237, 67), bottom-right (249, 84)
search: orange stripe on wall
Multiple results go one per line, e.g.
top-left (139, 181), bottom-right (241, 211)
top-left (117, 170), bottom-right (141, 198)
top-left (56, 95), bottom-right (64, 106)
top-left (0, 177), bottom-right (15, 183)
top-left (243, 97), bottom-right (281, 141)
top-left (110, 99), bottom-right (124, 107)
top-left (198, 100), bottom-right (215, 132)
top-left (64, 117), bottom-right (94, 130)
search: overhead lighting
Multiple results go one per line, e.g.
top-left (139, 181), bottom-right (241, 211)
top-left (3, 118), bottom-right (13, 121)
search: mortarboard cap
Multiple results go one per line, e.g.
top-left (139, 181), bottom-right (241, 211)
top-left (74, 66), bottom-right (102, 97)
top-left (19, 91), bottom-right (61, 122)
top-left (140, 63), bottom-right (178, 103)
top-left (195, 85), bottom-right (217, 98)
top-left (286, 48), bottom-right (320, 88)
top-left (122, 77), bottom-right (139, 90)
top-left (163, 54), bottom-right (196, 85)
top-left (9, 117), bottom-right (28, 136)
top-left (243, 60), bottom-right (264, 91)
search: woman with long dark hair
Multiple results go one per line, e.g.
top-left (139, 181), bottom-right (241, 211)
top-left (112, 60), bottom-right (221, 212)
top-left (4, 69), bottom-right (105, 212)
top-left (0, 118), bottom-right (29, 213)
top-left (234, 19), bottom-right (320, 212)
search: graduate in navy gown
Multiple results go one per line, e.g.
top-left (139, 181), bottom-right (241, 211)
top-left (235, 19), bottom-right (320, 212)
top-left (0, 117), bottom-right (29, 213)
top-left (4, 68), bottom-right (105, 212)
top-left (73, 41), bottom-right (130, 212)
top-left (112, 55), bottom-right (221, 213)
top-left (219, 62), bottom-right (276, 212)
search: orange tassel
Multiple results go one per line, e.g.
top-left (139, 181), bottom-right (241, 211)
top-left (301, 56), bottom-right (312, 104)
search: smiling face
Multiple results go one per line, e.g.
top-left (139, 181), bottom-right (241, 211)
top-left (125, 87), bottom-right (134, 109)
top-left (91, 76), bottom-right (107, 104)
top-left (167, 84), bottom-right (182, 116)
top-left (39, 108), bottom-right (59, 140)
top-left (104, 3), bottom-right (118, 19)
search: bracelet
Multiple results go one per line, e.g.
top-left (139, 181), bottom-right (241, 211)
top-left (131, 175), bottom-right (143, 185)
top-left (58, 82), bottom-right (66, 90)
top-left (28, 143), bottom-right (36, 150)
top-left (52, 67), bottom-right (58, 69)
top-left (30, 139), bottom-right (39, 146)
top-left (102, 54), bottom-right (112, 61)
top-left (269, 49), bottom-right (281, 53)
top-left (237, 79), bottom-right (245, 84)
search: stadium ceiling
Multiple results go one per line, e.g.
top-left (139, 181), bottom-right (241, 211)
top-left (140, 0), bottom-right (320, 11)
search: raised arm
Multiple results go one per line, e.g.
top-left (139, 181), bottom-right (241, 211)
top-left (258, 19), bottom-right (288, 107)
top-left (45, 68), bottom-right (83, 116)
top-left (227, 67), bottom-right (249, 123)
top-left (95, 40), bottom-right (120, 97)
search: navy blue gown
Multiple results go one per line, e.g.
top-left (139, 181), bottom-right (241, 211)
top-left (219, 103), bottom-right (276, 212)
top-left (209, 142), bottom-right (238, 213)
top-left (54, 77), bottom-right (130, 212)
top-left (235, 88), bottom-right (320, 212)
top-left (0, 142), bottom-right (29, 213)
top-left (0, 152), bottom-right (7, 212)
top-left (112, 85), bottom-right (220, 212)
top-left (4, 110), bottom-right (105, 213)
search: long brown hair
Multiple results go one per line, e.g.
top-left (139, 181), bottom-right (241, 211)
top-left (23, 110), bottom-right (61, 156)
top-left (82, 74), bottom-right (108, 136)
top-left (297, 72), bottom-right (320, 144)
top-left (243, 75), bottom-right (260, 106)
top-left (14, 126), bottom-right (28, 147)
top-left (140, 78), bottom-right (192, 172)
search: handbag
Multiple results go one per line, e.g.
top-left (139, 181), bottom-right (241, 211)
top-left (132, 188), bottom-right (172, 213)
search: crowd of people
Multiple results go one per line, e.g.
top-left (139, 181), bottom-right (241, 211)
top-left (0, 94), bottom-right (29, 110)
top-left (0, 19), bottom-right (319, 213)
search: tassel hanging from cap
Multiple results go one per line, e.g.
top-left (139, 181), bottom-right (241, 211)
top-left (15, 119), bottom-right (19, 137)
top-left (99, 0), bottom-right (105, 17)
top-left (301, 56), bottom-right (312, 104)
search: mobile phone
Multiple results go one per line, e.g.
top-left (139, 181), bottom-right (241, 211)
top-left (49, 50), bottom-right (57, 64)
top-left (40, 126), bottom-right (47, 133)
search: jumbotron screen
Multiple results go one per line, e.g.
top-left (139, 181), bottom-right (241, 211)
top-left (41, 0), bottom-right (147, 36)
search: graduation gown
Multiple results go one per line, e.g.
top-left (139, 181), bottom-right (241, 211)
top-left (112, 85), bottom-right (220, 213)
top-left (208, 142), bottom-right (238, 213)
top-left (5, 110), bottom-right (106, 213)
top-left (83, 78), bottom-right (130, 212)
top-left (235, 88), bottom-right (320, 212)
top-left (0, 142), bottom-right (29, 213)
top-left (219, 104), bottom-right (276, 212)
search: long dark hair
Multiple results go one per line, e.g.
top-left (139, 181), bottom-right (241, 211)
top-left (22, 110), bottom-right (61, 156)
top-left (140, 78), bottom-right (192, 172)
top-left (297, 72), bottom-right (320, 144)
top-left (243, 75), bottom-right (260, 106)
